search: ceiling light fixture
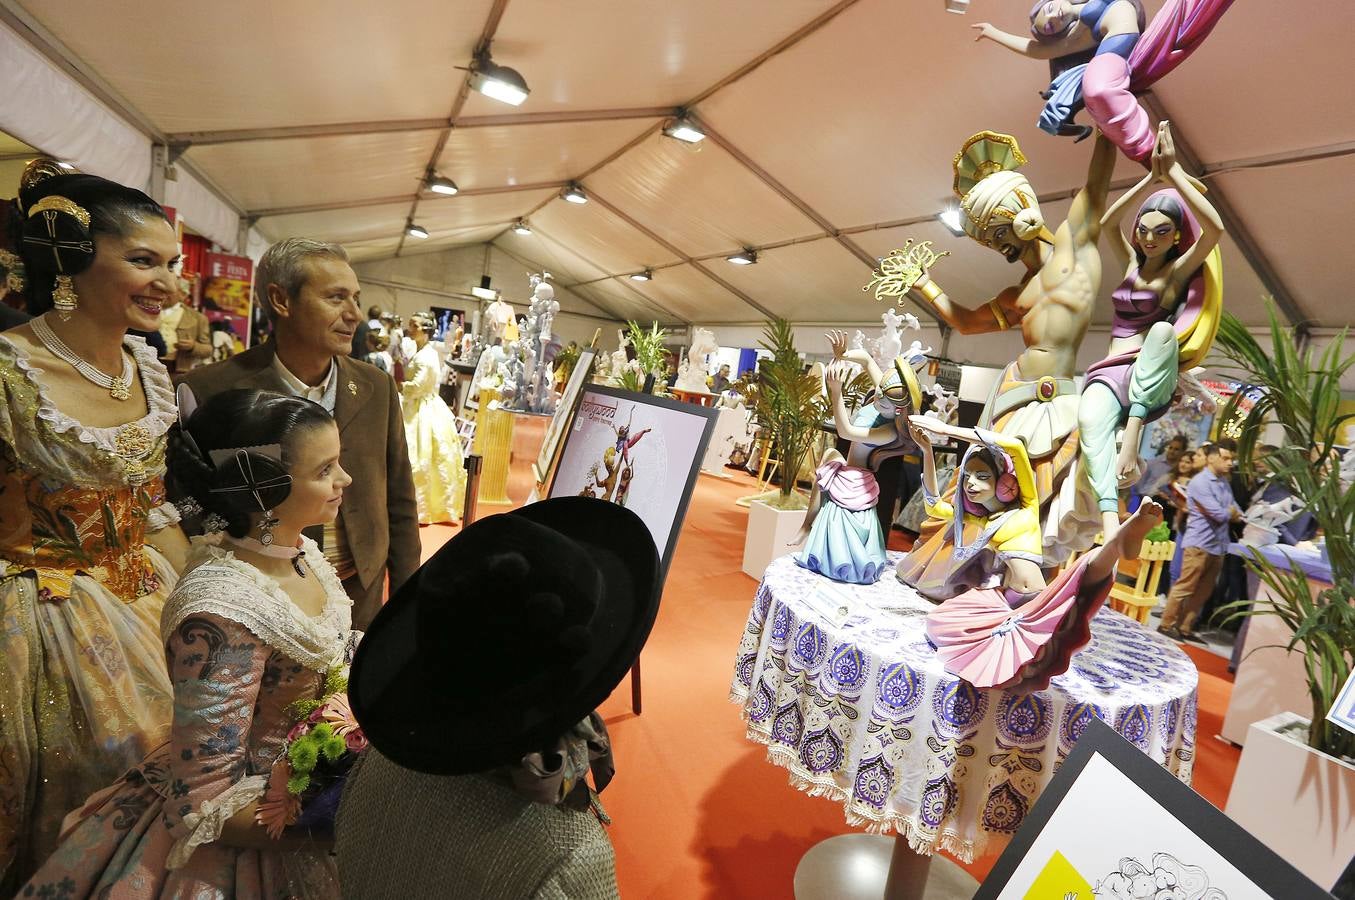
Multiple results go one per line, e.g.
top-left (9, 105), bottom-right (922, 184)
top-left (937, 205), bottom-right (966, 236)
top-left (469, 48), bottom-right (530, 107)
top-left (562, 183), bottom-right (588, 204)
top-left (944, 0), bottom-right (970, 12)
top-left (406, 222), bottom-right (429, 239)
top-left (726, 248), bottom-right (758, 265)
top-left (471, 275), bottom-right (498, 301)
top-left (630, 269), bottom-right (653, 282)
top-left (663, 111), bottom-right (705, 144)
top-left (512, 219), bottom-right (532, 235)
top-left (426, 174), bottom-right (459, 195)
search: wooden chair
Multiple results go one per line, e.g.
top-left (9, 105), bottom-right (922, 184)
top-left (1108, 539), bottom-right (1176, 624)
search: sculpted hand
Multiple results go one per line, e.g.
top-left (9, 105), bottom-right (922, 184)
top-left (825, 359), bottom-right (852, 394)
top-left (1151, 121), bottom-right (1178, 180)
top-left (826, 330), bottom-right (849, 359)
top-left (972, 22), bottom-right (997, 42)
top-left (907, 418), bottom-right (932, 450)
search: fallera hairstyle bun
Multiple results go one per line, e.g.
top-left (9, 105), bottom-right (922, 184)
top-left (17, 172), bottom-right (168, 314)
top-left (169, 389), bottom-right (334, 538)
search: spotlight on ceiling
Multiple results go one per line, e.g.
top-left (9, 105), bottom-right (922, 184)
top-left (512, 219), bottom-right (532, 235)
top-left (471, 275), bottom-right (499, 301)
top-left (469, 49), bottom-right (530, 107)
top-left (944, 0), bottom-right (970, 12)
top-left (426, 174), bottom-right (459, 195)
top-left (726, 248), bottom-right (758, 266)
top-left (561, 183), bottom-right (588, 204)
top-left (663, 112), bottom-right (705, 144)
top-left (630, 269), bottom-right (653, 282)
top-left (406, 222), bottom-right (429, 239)
top-left (937, 205), bottom-right (966, 236)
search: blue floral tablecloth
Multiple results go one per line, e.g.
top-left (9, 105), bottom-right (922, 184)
top-left (730, 553), bottom-right (1198, 863)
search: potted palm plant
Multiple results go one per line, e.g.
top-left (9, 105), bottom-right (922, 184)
top-left (740, 319), bottom-right (830, 580)
top-left (1212, 303), bottom-right (1355, 889)
top-left (616, 320), bottom-right (669, 394)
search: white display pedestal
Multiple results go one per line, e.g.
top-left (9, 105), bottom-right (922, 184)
top-left (741, 500), bottom-right (806, 581)
top-left (1220, 580), bottom-right (1321, 746)
top-left (1226, 712), bottom-right (1355, 890)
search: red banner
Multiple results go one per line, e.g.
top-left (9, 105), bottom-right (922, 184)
top-left (202, 252), bottom-right (253, 355)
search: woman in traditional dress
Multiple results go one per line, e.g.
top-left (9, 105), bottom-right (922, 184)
top-left (1079, 121), bottom-right (1223, 539)
top-left (908, 416), bottom-right (1164, 692)
top-left (973, 0), bottom-right (1234, 162)
top-left (22, 388), bottom-right (353, 897)
top-left (0, 172), bottom-right (191, 890)
top-left (401, 311), bottom-right (465, 524)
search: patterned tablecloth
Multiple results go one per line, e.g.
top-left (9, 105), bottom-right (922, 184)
top-left (730, 554), bottom-right (1198, 863)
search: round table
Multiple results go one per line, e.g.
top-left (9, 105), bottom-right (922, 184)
top-left (730, 553), bottom-right (1199, 873)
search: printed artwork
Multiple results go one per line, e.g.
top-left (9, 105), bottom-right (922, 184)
top-left (978, 720), bottom-right (1329, 900)
top-left (429, 306), bottom-right (464, 343)
top-left (533, 350), bottom-right (596, 484)
top-left (201, 252), bottom-right (253, 351)
top-left (548, 385), bottom-right (715, 577)
top-left (1327, 667), bottom-right (1355, 737)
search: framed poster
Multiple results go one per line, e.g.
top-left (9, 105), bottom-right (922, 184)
top-left (429, 306), bottom-right (464, 343)
top-left (533, 349), bottom-right (596, 484)
top-left (976, 718), bottom-right (1331, 900)
top-left (201, 252), bottom-right (253, 351)
top-left (547, 384), bottom-right (716, 582)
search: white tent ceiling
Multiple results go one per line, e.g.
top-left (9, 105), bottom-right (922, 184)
top-left (3, 0), bottom-right (1352, 334)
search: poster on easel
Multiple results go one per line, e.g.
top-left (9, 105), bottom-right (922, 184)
top-left (202, 252), bottom-right (253, 354)
top-left (533, 349), bottom-right (596, 485)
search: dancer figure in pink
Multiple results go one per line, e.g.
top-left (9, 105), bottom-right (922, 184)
top-left (908, 415), bottom-right (1164, 692)
top-left (973, 0), bottom-right (1234, 162)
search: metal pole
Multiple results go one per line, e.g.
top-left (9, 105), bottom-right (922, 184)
top-left (462, 454), bottom-right (483, 526)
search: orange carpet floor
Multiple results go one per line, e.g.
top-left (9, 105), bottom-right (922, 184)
top-left (418, 462), bottom-right (1242, 898)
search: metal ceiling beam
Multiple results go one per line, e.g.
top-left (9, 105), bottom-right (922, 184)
top-left (1140, 92), bottom-right (1310, 328)
top-left (163, 107), bottom-right (677, 148)
top-left (250, 180), bottom-right (566, 219)
top-left (1201, 139), bottom-right (1355, 177)
top-left (356, 272), bottom-right (621, 325)
top-left (528, 226), bottom-right (690, 325)
top-left (584, 190), bottom-right (777, 319)
top-left (396, 0), bottom-right (512, 258)
top-left (690, 115), bottom-right (943, 326)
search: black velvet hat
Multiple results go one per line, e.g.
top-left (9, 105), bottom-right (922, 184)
top-left (349, 497), bottom-right (661, 775)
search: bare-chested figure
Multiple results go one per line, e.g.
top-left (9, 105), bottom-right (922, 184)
top-left (900, 131), bottom-right (1115, 580)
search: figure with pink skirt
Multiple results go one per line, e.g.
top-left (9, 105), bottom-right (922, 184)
top-left (972, 0), bottom-right (1234, 162)
top-left (1079, 121), bottom-right (1224, 539)
top-left (906, 415), bottom-right (1165, 692)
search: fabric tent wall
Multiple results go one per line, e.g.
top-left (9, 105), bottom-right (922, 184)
top-left (0, 20), bottom-right (242, 252)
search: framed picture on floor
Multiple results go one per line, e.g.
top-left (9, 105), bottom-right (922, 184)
top-left (533, 349), bottom-right (596, 484)
top-left (547, 384), bottom-right (717, 582)
top-left (975, 717), bottom-right (1330, 900)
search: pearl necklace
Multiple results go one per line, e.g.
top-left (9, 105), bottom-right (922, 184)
top-left (224, 534), bottom-right (308, 578)
top-left (31, 314), bottom-right (133, 401)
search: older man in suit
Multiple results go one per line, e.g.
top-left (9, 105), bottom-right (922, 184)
top-left (180, 237), bottom-right (420, 628)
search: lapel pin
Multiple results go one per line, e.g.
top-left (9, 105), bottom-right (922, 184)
top-left (347, 381), bottom-right (357, 396)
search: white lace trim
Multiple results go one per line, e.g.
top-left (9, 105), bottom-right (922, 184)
top-left (0, 333), bottom-right (178, 449)
top-left (165, 773), bottom-right (269, 870)
top-left (161, 533), bottom-right (353, 673)
top-left (147, 500), bottom-right (182, 532)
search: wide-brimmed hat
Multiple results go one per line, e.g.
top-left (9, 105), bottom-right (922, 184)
top-left (349, 497), bottom-right (661, 775)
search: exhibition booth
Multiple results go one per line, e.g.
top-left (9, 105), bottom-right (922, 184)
top-left (0, 0), bottom-right (1352, 897)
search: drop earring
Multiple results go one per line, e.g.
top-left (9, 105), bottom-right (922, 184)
top-left (52, 275), bottom-right (79, 320)
top-left (258, 509), bottom-right (280, 546)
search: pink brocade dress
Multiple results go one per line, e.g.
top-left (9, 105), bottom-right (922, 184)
top-left (924, 556), bottom-right (1114, 693)
top-left (19, 536), bottom-right (351, 899)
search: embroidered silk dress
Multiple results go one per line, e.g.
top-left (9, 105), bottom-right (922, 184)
top-left (402, 342), bottom-right (465, 524)
top-left (20, 534), bottom-right (351, 898)
top-left (0, 335), bottom-right (181, 891)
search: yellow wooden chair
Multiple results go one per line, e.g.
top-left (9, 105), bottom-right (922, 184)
top-left (1108, 539), bottom-right (1176, 624)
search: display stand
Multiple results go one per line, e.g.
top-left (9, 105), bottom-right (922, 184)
top-left (473, 389), bottom-right (514, 506)
top-left (670, 387), bottom-right (717, 407)
top-left (793, 835), bottom-right (977, 900)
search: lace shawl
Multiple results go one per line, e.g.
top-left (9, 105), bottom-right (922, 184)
top-left (161, 534), bottom-right (353, 673)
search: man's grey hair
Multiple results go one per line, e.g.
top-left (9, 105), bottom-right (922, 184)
top-left (255, 237), bottom-right (350, 322)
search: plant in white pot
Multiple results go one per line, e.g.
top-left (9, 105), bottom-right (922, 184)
top-left (740, 319), bottom-right (829, 580)
top-left (1213, 304), bottom-right (1355, 888)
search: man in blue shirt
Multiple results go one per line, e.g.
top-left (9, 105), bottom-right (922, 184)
top-left (1159, 439), bottom-right (1241, 642)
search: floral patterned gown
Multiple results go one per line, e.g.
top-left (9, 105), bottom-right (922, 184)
top-left (21, 534), bottom-right (351, 898)
top-left (0, 335), bottom-right (182, 891)
top-left (402, 342), bottom-right (465, 524)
